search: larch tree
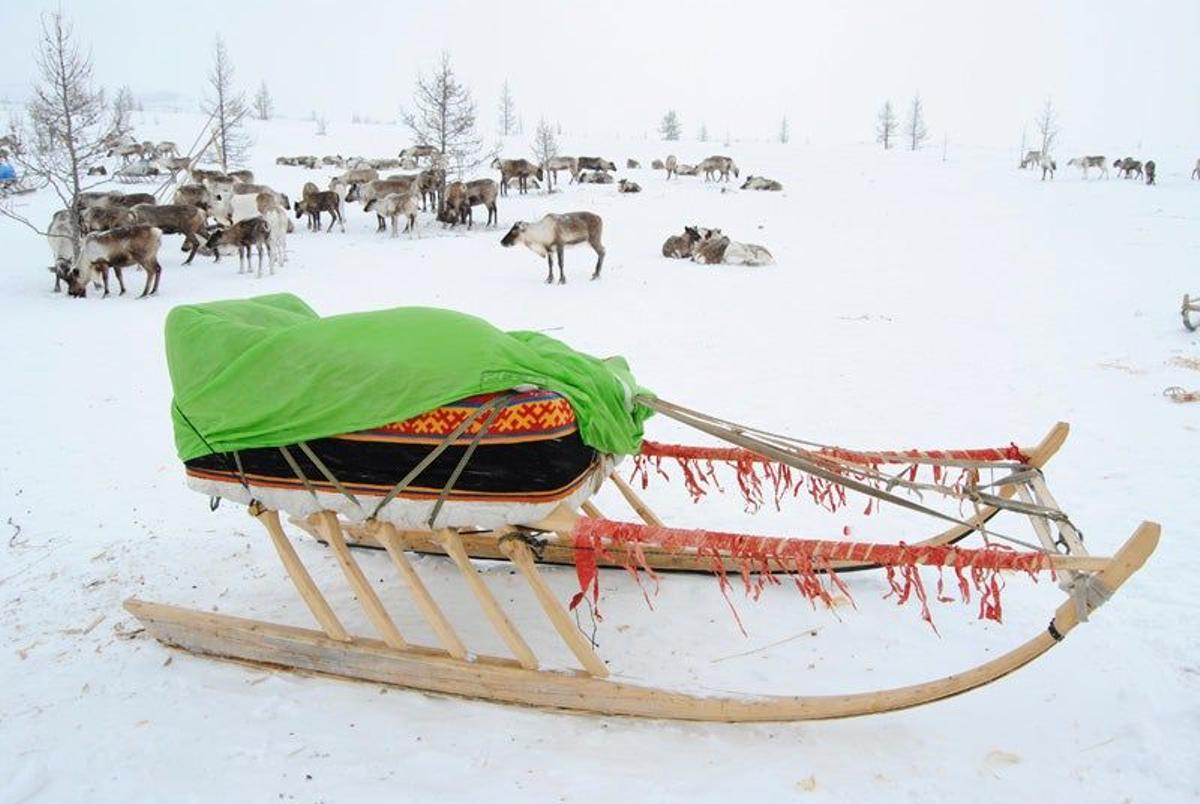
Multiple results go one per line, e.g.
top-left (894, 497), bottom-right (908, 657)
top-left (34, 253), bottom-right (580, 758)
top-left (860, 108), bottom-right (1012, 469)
top-left (253, 80), bottom-right (273, 121)
top-left (904, 93), bottom-right (928, 151)
top-left (779, 116), bottom-right (790, 144)
top-left (1035, 98), bottom-right (1058, 156)
top-left (875, 100), bottom-right (897, 150)
top-left (401, 52), bottom-right (485, 182)
top-left (201, 36), bottom-right (251, 170)
top-left (531, 117), bottom-right (558, 194)
top-left (111, 85), bottom-right (135, 136)
top-left (498, 80), bottom-right (517, 137)
top-left (659, 109), bottom-right (681, 141)
top-left (698, 121), bottom-right (708, 142)
top-left (1, 10), bottom-right (116, 245)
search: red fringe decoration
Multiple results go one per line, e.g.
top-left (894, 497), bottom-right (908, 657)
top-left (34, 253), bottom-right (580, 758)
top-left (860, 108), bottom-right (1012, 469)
top-left (631, 439), bottom-right (1028, 516)
top-left (568, 518), bottom-right (1050, 634)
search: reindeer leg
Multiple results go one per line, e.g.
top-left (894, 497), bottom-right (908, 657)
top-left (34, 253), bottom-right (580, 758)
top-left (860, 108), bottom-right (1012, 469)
top-left (115, 266), bottom-right (127, 296)
top-left (545, 254), bottom-right (554, 284)
top-left (557, 244), bottom-right (566, 284)
top-left (591, 240), bottom-right (605, 280)
top-left (100, 267), bottom-right (111, 297)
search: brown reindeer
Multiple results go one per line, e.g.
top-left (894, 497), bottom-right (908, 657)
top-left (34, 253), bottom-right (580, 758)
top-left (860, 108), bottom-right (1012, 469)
top-left (618, 179), bottom-right (641, 193)
top-left (578, 156), bottom-right (616, 172)
top-left (1145, 160), bottom-right (1156, 185)
top-left (66, 225), bottom-right (164, 298)
top-left (416, 168), bottom-right (444, 211)
top-left (360, 178), bottom-right (417, 231)
top-left (493, 158), bottom-right (543, 196)
top-left (131, 204), bottom-right (207, 264)
top-left (439, 179), bottom-right (499, 229)
top-left (697, 155), bottom-right (739, 182)
top-left (293, 191), bottom-right (345, 232)
top-left (544, 156), bottom-right (579, 187)
top-left (500, 212), bottom-right (605, 284)
top-left (80, 205), bottom-right (135, 233)
top-left (665, 155), bottom-right (678, 179)
top-left (204, 218), bottom-right (273, 277)
top-left (108, 192), bottom-right (156, 208)
top-left (172, 184), bottom-right (212, 210)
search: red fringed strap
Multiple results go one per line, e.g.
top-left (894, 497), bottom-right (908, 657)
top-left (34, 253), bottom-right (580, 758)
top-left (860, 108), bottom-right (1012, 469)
top-left (631, 439), bottom-right (1029, 515)
top-left (568, 517), bottom-right (1051, 633)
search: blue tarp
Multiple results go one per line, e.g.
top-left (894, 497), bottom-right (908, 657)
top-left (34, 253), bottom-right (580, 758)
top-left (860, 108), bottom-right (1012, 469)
top-left (0, 162), bottom-right (16, 181)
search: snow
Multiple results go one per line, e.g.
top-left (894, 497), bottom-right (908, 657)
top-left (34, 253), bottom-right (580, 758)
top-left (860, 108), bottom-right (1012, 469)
top-left (1, 111), bottom-right (1198, 803)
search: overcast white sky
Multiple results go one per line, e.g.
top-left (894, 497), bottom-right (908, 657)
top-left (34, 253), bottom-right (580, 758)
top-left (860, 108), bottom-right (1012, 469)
top-left (1, 1), bottom-right (1196, 150)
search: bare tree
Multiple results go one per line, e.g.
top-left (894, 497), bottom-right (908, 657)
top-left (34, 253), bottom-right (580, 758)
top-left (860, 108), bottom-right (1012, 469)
top-left (531, 117), bottom-right (558, 194)
top-left (401, 52), bottom-right (485, 181)
top-left (659, 109), bottom-right (681, 141)
top-left (698, 121), bottom-right (708, 142)
top-left (904, 93), bottom-right (928, 151)
top-left (201, 36), bottom-right (250, 170)
top-left (1034, 98), bottom-right (1058, 156)
top-left (875, 100), bottom-right (898, 150)
top-left (111, 85), bottom-right (135, 136)
top-left (253, 80), bottom-right (273, 121)
top-left (315, 115), bottom-right (327, 136)
top-left (498, 80), bottom-right (517, 137)
top-left (779, 116), bottom-right (790, 144)
top-left (1, 11), bottom-right (115, 247)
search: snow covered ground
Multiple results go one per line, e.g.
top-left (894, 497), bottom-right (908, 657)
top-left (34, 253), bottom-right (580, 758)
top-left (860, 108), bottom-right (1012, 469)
top-left (1, 112), bottom-right (1198, 802)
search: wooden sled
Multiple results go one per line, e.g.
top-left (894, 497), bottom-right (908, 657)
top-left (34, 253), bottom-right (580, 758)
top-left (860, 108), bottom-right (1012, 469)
top-left (289, 421), bottom-right (1070, 575)
top-left (125, 503), bottom-right (1157, 722)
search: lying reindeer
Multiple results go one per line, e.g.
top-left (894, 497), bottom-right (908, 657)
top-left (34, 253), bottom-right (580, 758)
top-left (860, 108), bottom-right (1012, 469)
top-left (577, 170), bottom-right (614, 184)
top-left (500, 212), bottom-right (605, 284)
top-left (618, 179), bottom-right (641, 193)
top-left (626, 159), bottom-right (640, 169)
top-left (692, 234), bottom-right (774, 267)
top-left (661, 226), bottom-right (720, 259)
top-left (741, 175), bottom-right (783, 191)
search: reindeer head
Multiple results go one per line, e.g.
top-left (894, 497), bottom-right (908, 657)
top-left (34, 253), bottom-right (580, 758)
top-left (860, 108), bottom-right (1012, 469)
top-left (500, 222), bottom-right (526, 247)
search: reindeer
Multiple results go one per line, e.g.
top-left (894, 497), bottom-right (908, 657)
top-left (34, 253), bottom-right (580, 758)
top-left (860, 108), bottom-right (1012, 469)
top-left (108, 192), bottom-right (157, 208)
top-left (1019, 150), bottom-right (1042, 169)
top-left (1192, 159), bottom-right (1200, 180)
top-left (662, 226), bottom-right (719, 259)
top-left (154, 141), bottom-right (179, 157)
top-left (618, 179), bottom-right (641, 193)
top-left (692, 234), bottom-right (773, 267)
top-left (626, 159), bottom-right (640, 169)
top-left (131, 203), bottom-right (207, 264)
top-left (297, 182), bottom-right (321, 230)
top-left (1067, 155), bottom-right (1109, 179)
top-left (204, 218), bottom-right (273, 277)
top-left (1117, 158), bottom-right (1143, 179)
top-left (377, 192), bottom-right (421, 238)
top-left (741, 175), bottom-right (783, 191)
top-left (228, 169), bottom-right (255, 184)
top-left (65, 225), bottom-right (164, 297)
top-left (578, 156), bottom-right (617, 172)
top-left (577, 170), bottom-right (614, 184)
top-left (86, 165), bottom-right (107, 176)
top-left (544, 156), bottom-right (579, 187)
top-left (416, 168), bottom-right (444, 211)
top-left (46, 209), bottom-right (80, 293)
top-left (665, 155), bottom-right (678, 179)
top-left (1038, 154), bottom-right (1056, 181)
top-left (439, 179), bottom-right (499, 229)
top-left (80, 205), bottom-right (135, 233)
top-left (697, 155), bottom-right (739, 182)
top-left (172, 184), bottom-right (211, 210)
top-left (500, 212), bottom-right (605, 284)
top-left (493, 158), bottom-right (543, 196)
top-left (1145, 160), bottom-right (1156, 185)
top-left (361, 178), bottom-right (417, 231)
top-left (294, 191), bottom-right (345, 232)
top-left (651, 159), bottom-right (665, 170)
top-left (399, 145), bottom-right (441, 165)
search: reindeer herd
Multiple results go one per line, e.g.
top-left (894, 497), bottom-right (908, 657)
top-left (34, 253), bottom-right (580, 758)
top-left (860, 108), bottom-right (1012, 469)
top-left (1019, 150), bottom-right (1165, 185)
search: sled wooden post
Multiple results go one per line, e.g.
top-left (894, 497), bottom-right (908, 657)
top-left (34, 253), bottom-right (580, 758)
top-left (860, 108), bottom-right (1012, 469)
top-left (311, 511), bottom-right (407, 649)
top-left (253, 504), bottom-right (350, 642)
top-left (609, 472), bottom-right (663, 527)
top-left (498, 536), bottom-right (609, 677)
top-left (369, 521), bottom-right (468, 660)
top-left (435, 528), bottom-right (539, 670)
top-left (581, 501), bottom-right (605, 519)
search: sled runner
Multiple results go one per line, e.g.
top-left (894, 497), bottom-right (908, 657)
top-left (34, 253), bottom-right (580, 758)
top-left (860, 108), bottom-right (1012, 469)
top-left (127, 295), bottom-right (1159, 722)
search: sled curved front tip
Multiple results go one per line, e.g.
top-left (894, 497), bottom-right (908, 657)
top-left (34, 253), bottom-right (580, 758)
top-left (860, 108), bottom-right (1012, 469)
top-left (123, 520), bottom-right (1158, 723)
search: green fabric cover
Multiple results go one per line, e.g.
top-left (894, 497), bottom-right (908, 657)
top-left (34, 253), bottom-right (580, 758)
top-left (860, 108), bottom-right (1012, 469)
top-left (165, 294), bottom-right (653, 462)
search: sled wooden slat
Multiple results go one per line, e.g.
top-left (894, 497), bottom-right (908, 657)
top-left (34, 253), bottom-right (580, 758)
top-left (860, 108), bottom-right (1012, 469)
top-left (255, 506), bottom-right (350, 642)
top-left (312, 511), bottom-right (407, 650)
top-left (581, 501), bottom-right (605, 519)
top-left (124, 520), bottom-right (1159, 722)
top-left (498, 536), bottom-right (609, 677)
top-left (609, 472), bottom-right (664, 527)
top-left (435, 528), bottom-right (539, 670)
top-left (371, 521), bottom-right (467, 660)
